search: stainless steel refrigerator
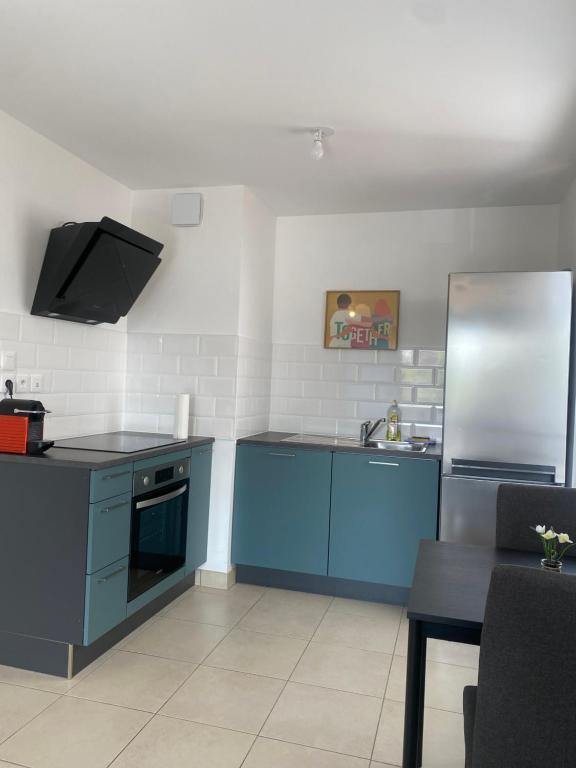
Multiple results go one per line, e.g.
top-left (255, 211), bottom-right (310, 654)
top-left (440, 271), bottom-right (573, 546)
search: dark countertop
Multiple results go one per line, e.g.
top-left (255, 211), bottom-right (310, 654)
top-left (0, 433), bottom-right (215, 470)
top-left (237, 431), bottom-right (442, 461)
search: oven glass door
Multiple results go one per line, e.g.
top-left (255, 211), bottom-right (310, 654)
top-left (128, 481), bottom-right (189, 602)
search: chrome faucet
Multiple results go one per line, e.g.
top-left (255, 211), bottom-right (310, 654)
top-left (360, 418), bottom-right (386, 446)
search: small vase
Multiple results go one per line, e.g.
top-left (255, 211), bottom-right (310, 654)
top-left (541, 558), bottom-right (562, 572)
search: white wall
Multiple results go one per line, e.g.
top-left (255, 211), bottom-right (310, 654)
top-left (559, 177), bottom-right (576, 268)
top-left (0, 110), bottom-right (131, 438)
top-left (270, 205), bottom-right (561, 440)
top-left (273, 205), bottom-right (560, 348)
top-left (127, 185), bottom-right (276, 573)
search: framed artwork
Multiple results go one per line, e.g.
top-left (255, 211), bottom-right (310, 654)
top-left (324, 290), bottom-right (400, 350)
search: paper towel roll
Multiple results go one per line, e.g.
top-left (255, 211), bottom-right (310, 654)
top-left (173, 394), bottom-right (190, 439)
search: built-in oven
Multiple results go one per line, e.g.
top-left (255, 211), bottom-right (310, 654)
top-left (128, 456), bottom-right (190, 602)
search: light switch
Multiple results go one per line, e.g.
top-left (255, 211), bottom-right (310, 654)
top-left (30, 374), bottom-right (43, 392)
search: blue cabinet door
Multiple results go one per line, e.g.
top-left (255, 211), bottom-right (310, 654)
top-left (84, 556), bottom-right (129, 645)
top-left (329, 454), bottom-right (439, 587)
top-left (232, 445), bottom-right (332, 575)
top-left (186, 444), bottom-right (213, 573)
top-left (87, 493), bottom-right (132, 574)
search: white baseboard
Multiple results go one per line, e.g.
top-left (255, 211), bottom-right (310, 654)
top-left (197, 567), bottom-right (237, 590)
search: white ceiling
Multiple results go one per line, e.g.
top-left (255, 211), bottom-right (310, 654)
top-left (1, 0), bottom-right (576, 215)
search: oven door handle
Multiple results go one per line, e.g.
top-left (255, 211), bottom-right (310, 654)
top-left (135, 484), bottom-right (187, 510)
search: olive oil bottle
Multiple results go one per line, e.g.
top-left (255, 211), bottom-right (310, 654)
top-left (386, 400), bottom-right (401, 441)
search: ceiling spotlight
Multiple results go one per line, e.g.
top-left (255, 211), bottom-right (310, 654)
top-left (310, 127), bottom-right (334, 160)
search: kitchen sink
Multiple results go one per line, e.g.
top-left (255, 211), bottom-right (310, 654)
top-left (280, 434), bottom-right (427, 453)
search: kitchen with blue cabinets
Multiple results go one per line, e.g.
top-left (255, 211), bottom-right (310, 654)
top-left (0, 433), bottom-right (213, 677)
top-left (232, 432), bottom-right (440, 603)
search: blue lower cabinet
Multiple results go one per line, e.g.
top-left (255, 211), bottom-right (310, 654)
top-left (87, 493), bottom-right (131, 574)
top-left (84, 557), bottom-right (129, 645)
top-left (328, 453), bottom-right (439, 587)
top-left (232, 445), bottom-right (332, 575)
top-left (90, 464), bottom-right (133, 503)
top-left (186, 444), bottom-right (213, 573)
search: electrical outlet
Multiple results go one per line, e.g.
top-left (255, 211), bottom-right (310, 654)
top-left (1, 372), bottom-right (16, 396)
top-left (0, 351), bottom-right (16, 370)
top-left (16, 373), bottom-right (30, 393)
top-left (30, 374), bottom-right (43, 393)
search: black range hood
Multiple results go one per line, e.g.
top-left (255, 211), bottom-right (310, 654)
top-left (31, 217), bottom-right (164, 325)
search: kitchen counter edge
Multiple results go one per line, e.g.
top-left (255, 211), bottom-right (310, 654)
top-left (0, 435), bottom-right (215, 470)
top-left (237, 432), bottom-right (442, 460)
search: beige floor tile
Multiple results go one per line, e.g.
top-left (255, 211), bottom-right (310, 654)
top-left (109, 714), bottom-right (254, 768)
top-left (291, 641), bottom-right (392, 697)
top-left (395, 618), bottom-right (479, 668)
top-left (0, 650), bottom-right (115, 694)
top-left (114, 615), bottom-right (162, 649)
top-left (0, 696), bottom-right (151, 768)
top-left (165, 587), bottom-right (262, 627)
top-left (370, 764), bottom-right (398, 767)
top-left (120, 617), bottom-right (228, 663)
top-left (0, 682), bottom-right (58, 742)
top-left (313, 609), bottom-right (401, 654)
top-left (161, 665), bottom-right (283, 733)
top-left (243, 737), bottom-right (370, 767)
top-left (386, 655), bottom-right (477, 714)
top-left (373, 699), bottom-right (465, 767)
top-left (329, 598), bottom-right (403, 622)
top-left (68, 651), bottom-right (196, 712)
top-left (238, 589), bottom-right (330, 639)
top-left (262, 682), bottom-right (382, 758)
top-left (204, 628), bottom-right (307, 679)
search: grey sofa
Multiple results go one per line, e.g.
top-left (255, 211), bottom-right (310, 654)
top-left (463, 565), bottom-right (576, 767)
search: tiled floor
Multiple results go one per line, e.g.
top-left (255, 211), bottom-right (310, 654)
top-left (0, 584), bottom-right (478, 767)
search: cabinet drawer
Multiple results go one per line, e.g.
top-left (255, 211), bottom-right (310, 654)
top-left (87, 493), bottom-right (132, 574)
top-left (90, 464), bottom-right (133, 503)
top-left (84, 557), bottom-right (129, 645)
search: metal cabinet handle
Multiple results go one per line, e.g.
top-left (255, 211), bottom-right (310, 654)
top-left (100, 500), bottom-right (130, 514)
top-left (102, 470), bottom-right (131, 481)
top-left (197, 449), bottom-right (211, 455)
top-left (96, 565), bottom-right (126, 583)
top-left (268, 452), bottom-right (296, 457)
top-left (368, 460), bottom-right (400, 467)
top-left (136, 484), bottom-right (187, 510)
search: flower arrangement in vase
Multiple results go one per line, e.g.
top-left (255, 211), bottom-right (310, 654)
top-left (532, 525), bottom-right (575, 571)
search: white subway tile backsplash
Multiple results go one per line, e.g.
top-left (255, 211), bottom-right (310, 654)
top-left (159, 374), bottom-right (197, 395)
top-left (127, 333), bottom-right (163, 355)
top-left (141, 393), bottom-right (177, 416)
top-left (320, 399), bottom-right (357, 418)
top-left (436, 368), bottom-right (445, 386)
top-left (375, 384), bottom-right (413, 402)
top-left (180, 356), bottom-right (218, 376)
top-left (82, 327), bottom-right (110, 352)
top-left (69, 347), bottom-right (99, 371)
top-left (400, 404), bottom-right (433, 422)
top-left (271, 379), bottom-right (303, 397)
top-left (82, 372), bottom-right (108, 393)
top-left (37, 344), bottom-right (68, 370)
top-left (199, 335), bottom-right (238, 357)
top-left (162, 334), bottom-right (200, 356)
top-left (269, 414), bottom-right (303, 433)
top-left (285, 397), bottom-right (321, 416)
top-left (339, 382), bottom-right (376, 401)
top-left (215, 397), bottom-right (236, 418)
top-left (106, 372), bottom-right (126, 393)
top-left (414, 423), bottom-right (443, 441)
top-left (126, 373), bottom-right (161, 393)
top-left (398, 367), bottom-right (434, 385)
top-left (274, 344), bottom-right (305, 362)
top-left (67, 393), bottom-right (96, 415)
top-left (302, 416), bottom-right (338, 434)
top-left (141, 353), bottom-right (178, 375)
top-left (416, 387), bottom-right (444, 405)
top-left (322, 363), bottom-right (358, 382)
top-left (217, 357), bottom-right (238, 377)
top-left (359, 365), bottom-right (396, 383)
top-left (53, 371), bottom-right (83, 393)
top-left (418, 349), bottom-right (445, 367)
top-left (357, 401), bottom-right (389, 420)
top-left (10, 342), bottom-right (37, 368)
top-left (198, 377), bottom-right (236, 397)
top-left (339, 349), bottom-right (377, 364)
top-left (194, 416), bottom-right (235, 439)
top-left (20, 316), bottom-right (54, 344)
top-left (376, 350), bottom-right (415, 365)
top-left (304, 346), bottom-right (339, 363)
top-left (302, 381), bottom-right (339, 399)
top-left (54, 322), bottom-right (83, 348)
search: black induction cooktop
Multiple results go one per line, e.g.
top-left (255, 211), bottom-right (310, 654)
top-left (55, 431), bottom-right (186, 454)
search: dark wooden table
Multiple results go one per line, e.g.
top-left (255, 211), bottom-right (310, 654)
top-left (402, 540), bottom-right (576, 768)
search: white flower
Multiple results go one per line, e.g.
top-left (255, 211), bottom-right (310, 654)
top-left (558, 533), bottom-right (573, 544)
top-left (542, 529), bottom-right (557, 540)
top-left (535, 525), bottom-right (546, 534)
